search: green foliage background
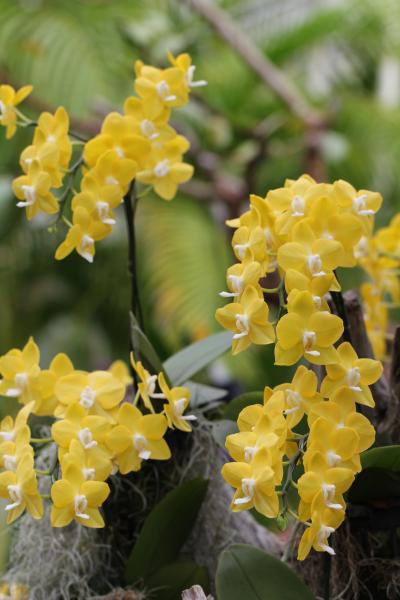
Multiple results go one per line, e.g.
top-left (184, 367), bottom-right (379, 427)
top-left (0, 0), bottom-right (399, 390)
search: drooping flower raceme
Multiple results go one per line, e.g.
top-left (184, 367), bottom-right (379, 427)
top-left (217, 174), bottom-right (385, 560)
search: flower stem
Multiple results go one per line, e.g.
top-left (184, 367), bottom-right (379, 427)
top-left (31, 437), bottom-right (53, 444)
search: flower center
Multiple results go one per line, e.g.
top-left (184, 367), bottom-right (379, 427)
top-left (284, 389), bottom-right (302, 414)
top-left (96, 200), bottom-right (116, 225)
top-left (321, 483), bottom-right (342, 510)
top-left (105, 175), bottom-right (119, 186)
top-left (20, 184), bottom-right (37, 206)
top-left (47, 134), bottom-right (56, 143)
top-left (233, 242), bottom-right (251, 260)
top-left (326, 450), bottom-right (341, 467)
top-left (302, 331), bottom-right (320, 356)
top-left (244, 446), bottom-right (257, 462)
top-left (154, 159), bottom-right (170, 178)
top-left (0, 429), bottom-right (15, 442)
top-left (3, 455), bottom-right (17, 471)
top-left (233, 313), bottom-right (250, 340)
top-left (80, 386), bottom-right (96, 409)
top-left (140, 119), bottom-right (159, 140)
top-left (74, 494), bottom-right (90, 520)
top-left (291, 195), bottom-right (305, 216)
top-left (228, 274), bottom-right (244, 294)
top-left (0, 100), bottom-right (5, 119)
top-left (80, 235), bottom-right (94, 264)
top-left (5, 484), bottom-right (22, 511)
top-left (307, 254), bottom-right (325, 277)
top-left (353, 194), bottom-right (374, 216)
top-left (6, 372), bottom-right (28, 398)
top-left (115, 146), bottom-right (125, 159)
top-left (347, 367), bottom-right (361, 391)
top-left (234, 477), bottom-right (255, 505)
top-left (317, 524), bottom-right (336, 555)
top-left (133, 433), bottom-right (151, 460)
top-left (156, 80), bottom-right (177, 102)
top-left (82, 467), bottom-right (95, 481)
top-left (186, 65), bottom-right (207, 88)
top-left (77, 427), bottom-right (97, 449)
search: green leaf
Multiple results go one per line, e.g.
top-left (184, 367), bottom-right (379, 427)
top-left (186, 381), bottom-right (227, 408)
top-left (211, 419), bottom-right (238, 448)
top-left (223, 392), bottom-right (264, 421)
top-left (361, 445), bottom-right (400, 471)
top-left (146, 561), bottom-right (209, 600)
top-left (249, 509), bottom-right (285, 533)
top-left (130, 311), bottom-right (166, 378)
top-left (163, 331), bottom-right (233, 385)
top-left (216, 544), bottom-right (315, 600)
top-left (124, 478), bottom-right (208, 585)
top-left (348, 467), bottom-right (400, 504)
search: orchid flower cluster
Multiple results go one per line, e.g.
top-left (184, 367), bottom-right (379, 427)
top-left (2, 52), bottom-right (205, 263)
top-left (216, 174), bottom-right (385, 559)
top-left (0, 338), bottom-right (194, 528)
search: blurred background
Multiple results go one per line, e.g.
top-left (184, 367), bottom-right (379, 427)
top-left (0, 0), bottom-right (399, 392)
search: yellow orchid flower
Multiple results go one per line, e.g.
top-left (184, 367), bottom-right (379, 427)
top-left (106, 403), bottom-right (171, 474)
top-left (83, 112), bottom-right (151, 169)
top-left (298, 450), bottom-right (354, 514)
top-left (265, 365), bottom-right (322, 428)
top-left (277, 221), bottom-right (344, 281)
top-left (219, 260), bottom-right (263, 300)
top-left (55, 206), bottom-right (111, 263)
top-left (303, 419), bottom-right (361, 473)
top-left (54, 369), bottom-right (125, 422)
top-left (305, 195), bottom-right (362, 267)
top-left (375, 213), bottom-right (400, 261)
top-left (72, 176), bottom-right (123, 227)
top-left (231, 225), bottom-right (267, 264)
top-left (136, 135), bottom-right (193, 201)
top-left (37, 353), bottom-right (74, 417)
top-left (0, 426), bottom-right (33, 472)
top-left (108, 360), bottom-right (132, 386)
top-left (61, 439), bottom-right (112, 483)
top-left (0, 403), bottom-right (33, 448)
top-left (20, 142), bottom-right (64, 188)
top-left (297, 508), bottom-right (345, 560)
top-left (333, 179), bottom-right (382, 234)
top-left (0, 337), bottom-right (42, 406)
top-left (266, 175), bottom-right (325, 236)
top-left (215, 285), bottom-right (275, 355)
top-left (33, 106), bottom-right (72, 170)
top-left (0, 582), bottom-right (29, 600)
top-left (130, 353), bottom-right (160, 413)
top-left (123, 95), bottom-right (171, 137)
top-left (309, 390), bottom-right (375, 453)
top-left (157, 372), bottom-right (195, 432)
top-left (87, 149), bottom-right (137, 196)
top-left (320, 342), bottom-right (382, 407)
top-left (51, 403), bottom-right (111, 459)
top-left (167, 52), bottom-right (207, 90)
top-left (0, 84), bottom-right (32, 139)
top-left (12, 160), bottom-right (59, 220)
top-left (284, 270), bottom-right (337, 305)
top-left (0, 453), bottom-right (43, 524)
top-left (275, 290), bottom-right (343, 365)
top-left (221, 448), bottom-right (280, 518)
top-left (134, 61), bottom-right (188, 118)
top-left (50, 463), bottom-right (110, 528)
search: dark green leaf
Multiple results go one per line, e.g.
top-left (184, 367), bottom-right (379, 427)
top-left (130, 311), bottom-right (166, 378)
top-left (124, 478), bottom-right (208, 585)
top-left (211, 419), bottom-right (238, 448)
top-left (216, 544), bottom-right (315, 600)
top-left (348, 467), bottom-right (400, 504)
top-left (361, 445), bottom-right (400, 471)
top-left (163, 331), bottom-right (233, 385)
top-left (146, 561), bottom-right (209, 600)
top-left (223, 392), bottom-right (263, 421)
top-left (186, 381), bottom-right (227, 408)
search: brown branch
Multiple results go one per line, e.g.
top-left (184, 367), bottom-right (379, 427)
top-left (186, 0), bottom-right (323, 127)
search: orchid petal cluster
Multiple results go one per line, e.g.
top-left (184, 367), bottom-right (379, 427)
top-left (218, 174), bottom-right (385, 560)
top-left (2, 52), bottom-right (205, 262)
top-left (0, 338), bottom-right (194, 528)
